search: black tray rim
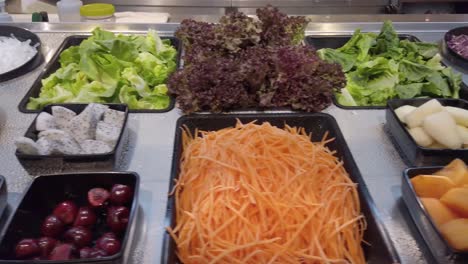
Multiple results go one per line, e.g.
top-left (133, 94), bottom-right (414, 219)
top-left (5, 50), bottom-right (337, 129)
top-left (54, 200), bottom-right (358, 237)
top-left (387, 98), bottom-right (468, 153)
top-left (0, 171), bottom-right (140, 263)
top-left (17, 34), bottom-right (180, 114)
top-left (305, 34), bottom-right (468, 110)
top-left (161, 112), bottom-right (401, 264)
top-left (15, 103), bottom-right (129, 160)
top-left (402, 166), bottom-right (468, 257)
top-left (0, 25), bottom-right (43, 83)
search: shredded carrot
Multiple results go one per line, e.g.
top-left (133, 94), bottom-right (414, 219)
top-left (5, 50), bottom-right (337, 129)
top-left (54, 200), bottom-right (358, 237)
top-left (167, 120), bottom-right (366, 264)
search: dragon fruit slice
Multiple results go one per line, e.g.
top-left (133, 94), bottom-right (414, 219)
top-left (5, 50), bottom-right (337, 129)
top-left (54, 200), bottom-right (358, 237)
top-left (67, 104), bottom-right (110, 142)
top-left (80, 140), bottom-right (113, 154)
top-left (36, 137), bottom-right (54, 155)
top-left (95, 121), bottom-right (121, 147)
top-left (88, 103), bottom-right (109, 120)
top-left (103, 108), bottom-right (125, 127)
top-left (38, 129), bottom-right (82, 154)
top-left (36, 112), bottom-right (58, 131)
top-left (57, 136), bottom-right (82, 155)
top-left (38, 129), bottom-right (68, 140)
top-left (52, 106), bottom-right (76, 130)
top-left (15, 137), bottom-right (40, 155)
top-left (67, 108), bottom-right (99, 142)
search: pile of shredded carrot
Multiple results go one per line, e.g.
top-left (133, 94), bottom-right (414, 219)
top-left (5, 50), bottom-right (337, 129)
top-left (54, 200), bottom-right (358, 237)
top-left (167, 121), bottom-right (366, 264)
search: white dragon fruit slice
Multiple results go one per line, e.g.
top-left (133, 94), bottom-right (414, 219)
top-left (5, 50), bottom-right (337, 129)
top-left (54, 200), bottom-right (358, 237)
top-left (88, 103), bottom-right (109, 120)
top-left (56, 136), bottom-right (82, 155)
top-left (95, 121), bottom-right (120, 148)
top-left (51, 106), bottom-right (76, 130)
top-left (38, 129), bottom-right (67, 139)
top-left (66, 104), bottom-right (110, 142)
top-left (67, 107), bottom-right (99, 142)
top-left (35, 112), bottom-right (58, 131)
top-left (103, 108), bottom-right (125, 127)
top-left (80, 140), bottom-right (113, 154)
top-left (37, 129), bottom-right (82, 154)
top-left (36, 137), bottom-right (54, 155)
top-left (15, 137), bottom-right (40, 155)
top-left (37, 137), bottom-right (75, 155)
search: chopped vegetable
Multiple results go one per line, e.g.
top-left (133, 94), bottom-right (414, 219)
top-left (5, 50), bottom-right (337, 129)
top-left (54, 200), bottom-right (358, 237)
top-left (405, 99), bottom-right (443, 128)
top-left (395, 99), bottom-right (468, 149)
top-left (168, 6), bottom-right (345, 113)
top-left (408, 127), bottom-right (433, 147)
top-left (27, 28), bottom-right (177, 110)
top-left (395, 105), bottom-right (416, 123)
top-left (167, 121), bottom-right (366, 263)
top-left (318, 21), bottom-right (463, 106)
top-left (447, 34), bottom-right (468, 60)
top-left (423, 111), bottom-right (461, 149)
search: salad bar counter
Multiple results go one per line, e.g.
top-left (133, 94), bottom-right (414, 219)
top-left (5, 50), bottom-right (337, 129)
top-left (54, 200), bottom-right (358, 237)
top-left (0, 15), bottom-right (467, 264)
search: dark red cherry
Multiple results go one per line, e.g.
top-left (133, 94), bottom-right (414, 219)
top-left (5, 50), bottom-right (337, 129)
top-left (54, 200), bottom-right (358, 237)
top-left (64, 226), bottom-right (92, 248)
top-left (15, 239), bottom-right (40, 259)
top-left (110, 184), bottom-right (133, 205)
top-left (106, 206), bottom-right (129, 233)
top-left (53, 200), bottom-right (78, 224)
top-left (49, 243), bottom-right (74, 260)
top-left (41, 215), bottom-right (64, 238)
top-left (88, 188), bottom-right (110, 207)
top-left (73, 206), bottom-right (97, 227)
top-left (96, 232), bottom-right (121, 256)
top-left (37, 237), bottom-right (57, 258)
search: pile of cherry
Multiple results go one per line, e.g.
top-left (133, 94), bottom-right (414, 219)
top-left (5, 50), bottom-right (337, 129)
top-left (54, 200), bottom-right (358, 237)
top-left (15, 184), bottom-right (133, 260)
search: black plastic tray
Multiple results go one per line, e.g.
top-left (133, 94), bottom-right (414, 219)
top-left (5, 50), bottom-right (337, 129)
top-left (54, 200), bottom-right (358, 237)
top-left (386, 98), bottom-right (468, 166)
top-left (18, 35), bottom-right (181, 113)
top-left (15, 103), bottom-right (129, 172)
top-left (441, 26), bottom-right (468, 74)
top-left (305, 34), bottom-right (468, 109)
top-left (161, 113), bottom-right (401, 264)
top-left (402, 166), bottom-right (468, 264)
top-left (0, 171), bottom-right (139, 264)
top-left (0, 25), bottom-right (44, 83)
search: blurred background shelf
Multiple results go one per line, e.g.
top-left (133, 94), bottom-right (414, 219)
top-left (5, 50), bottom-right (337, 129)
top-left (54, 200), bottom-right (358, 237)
top-left (4, 0), bottom-right (468, 19)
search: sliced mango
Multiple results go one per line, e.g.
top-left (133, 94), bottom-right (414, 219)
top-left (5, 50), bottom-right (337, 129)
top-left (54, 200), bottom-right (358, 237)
top-left (420, 198), bottom-right (459, 227)
top-left (411, 175), bottom-right (455, 198)
top-left (440, 219), bottom-right (468, 251)
top-left (435, 159), bottom-right (468, 187)
top-left (440, 188), bottom-right (468, 217)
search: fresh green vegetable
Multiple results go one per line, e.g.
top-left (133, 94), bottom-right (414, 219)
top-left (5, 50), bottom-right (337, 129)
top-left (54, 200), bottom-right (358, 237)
top-left (27, 28), bottom-right (177, 110)
top-left (318, 21), bottom-right (463, 106)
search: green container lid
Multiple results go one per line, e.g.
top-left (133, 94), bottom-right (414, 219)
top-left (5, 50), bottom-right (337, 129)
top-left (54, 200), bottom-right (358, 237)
top-left (80, 3), bottom-right (115, 17)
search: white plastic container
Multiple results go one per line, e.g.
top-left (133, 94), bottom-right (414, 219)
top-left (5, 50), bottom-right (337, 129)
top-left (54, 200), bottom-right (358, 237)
top-left (57, 0), bottom-right (82, 22)
top-left (0, 0), bottom-right (12, 22)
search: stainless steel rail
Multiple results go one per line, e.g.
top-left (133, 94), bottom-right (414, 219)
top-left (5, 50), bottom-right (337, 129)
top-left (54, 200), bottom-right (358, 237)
top-left (0, 21), bottom-right (467, 264)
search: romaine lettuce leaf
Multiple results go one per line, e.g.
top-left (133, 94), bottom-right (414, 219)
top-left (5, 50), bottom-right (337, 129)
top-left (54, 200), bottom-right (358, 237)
top-left (395, 83), bottom-right (424, 99)
top-left (320, 20), bottom-right (463, 107)
top-left (27, 27), bottom-right (177, 110)
top-left (317, 48), bottom-right (356, 72)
